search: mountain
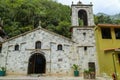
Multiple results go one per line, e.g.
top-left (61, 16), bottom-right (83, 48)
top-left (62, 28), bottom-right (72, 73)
top-left (96, 13), bottom-right (120, 20)
top-left (96, 13), bottom-right (109, 16)
top-left (111, 13), bottom-right (120, 20)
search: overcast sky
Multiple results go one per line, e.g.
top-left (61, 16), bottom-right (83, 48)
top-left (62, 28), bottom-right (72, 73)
top-left (57, 0), bottom-right (120, 15)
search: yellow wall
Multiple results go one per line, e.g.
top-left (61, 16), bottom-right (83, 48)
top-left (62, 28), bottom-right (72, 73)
top-left (95, 26), bottom-right (120, 79)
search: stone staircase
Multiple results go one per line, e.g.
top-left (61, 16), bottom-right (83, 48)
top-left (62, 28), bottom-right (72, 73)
top-left (0, 74), bottom-right (113, 80)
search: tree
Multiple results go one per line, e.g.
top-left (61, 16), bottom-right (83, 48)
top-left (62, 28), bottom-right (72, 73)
top-left (56, 21), bottom-right (71, 38)
top-left (94, 15), bottom-right (112, 25)
top-left (0, 0), bottom-right (71, 38)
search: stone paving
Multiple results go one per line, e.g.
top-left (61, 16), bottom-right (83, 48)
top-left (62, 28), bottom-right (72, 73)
top-left (0, 75), bottom-right (113, 80)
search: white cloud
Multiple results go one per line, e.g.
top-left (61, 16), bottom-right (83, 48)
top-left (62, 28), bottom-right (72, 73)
top-left (57, 0), bottom-right (120, 15)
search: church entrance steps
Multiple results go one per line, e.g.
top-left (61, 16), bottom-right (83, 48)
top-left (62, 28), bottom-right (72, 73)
top-left (0, 75), bottom-right (113, 80)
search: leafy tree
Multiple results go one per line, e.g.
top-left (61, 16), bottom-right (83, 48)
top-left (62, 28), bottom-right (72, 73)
top-left (94, 14), bottom-right (120, 25)
top-left (94, 15), bottom-right (112, 25)
top-left (0, 0), bottom-right (71, 38)
top-left (56, 21), bottom-right (71, 38)
top-left (1, 0), bottom-right (120, 38)
top-left (113, 19), bottom-right (120, 24)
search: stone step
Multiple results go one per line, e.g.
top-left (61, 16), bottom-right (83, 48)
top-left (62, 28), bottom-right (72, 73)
top-left (0, 77), bottom-right (83, 80)
top-left (0, 75), bottom-right (113, 80)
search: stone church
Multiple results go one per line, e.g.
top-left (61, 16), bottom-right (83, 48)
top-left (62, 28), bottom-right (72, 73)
top-left (0, 1), bottom-right (98, 76)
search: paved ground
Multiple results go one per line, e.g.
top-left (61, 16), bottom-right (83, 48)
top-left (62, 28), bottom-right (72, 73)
top-left (0, 75), bottom-right (113, 80)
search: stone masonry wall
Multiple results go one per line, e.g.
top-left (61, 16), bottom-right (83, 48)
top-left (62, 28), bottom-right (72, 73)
top-left (0, 28), bottom-right (74, 75)
top-left (72, 27), bottom-right (98, 74)
top-left (71, 5), bottom-right (94, 26)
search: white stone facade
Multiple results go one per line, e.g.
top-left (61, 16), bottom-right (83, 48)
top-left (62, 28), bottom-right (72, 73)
top-left (0, 1), bottom-right (98, 76)
top-left (71, 1), bottom-right (98, 74)
top-left (0, 26), bottom-right (98, 76)
top-left (0, 28), bottom-right (75, 75)
top-left (72, 27), bottom-right (98, 73)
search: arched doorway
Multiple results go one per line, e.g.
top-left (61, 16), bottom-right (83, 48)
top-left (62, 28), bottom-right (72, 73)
top-left (78, 10), bottom-right (88, 26)
top-left (28, 53), bottom-right (46, 74)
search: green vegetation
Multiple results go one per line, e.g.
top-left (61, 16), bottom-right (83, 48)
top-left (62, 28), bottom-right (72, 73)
top-left (0, 0), bottom-right (71, 38)
top-left (94, 13), bottom-right (120, 24)
top-left (72, 64), bottom-right (80, 71)
top-left (0, 67), bottom-right (6, 71)
top-left (0, 0), bottom-right (120, 38)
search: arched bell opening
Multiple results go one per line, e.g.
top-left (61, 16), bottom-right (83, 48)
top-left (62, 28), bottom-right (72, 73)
top-left (78, 10), bottom-right (88, 26)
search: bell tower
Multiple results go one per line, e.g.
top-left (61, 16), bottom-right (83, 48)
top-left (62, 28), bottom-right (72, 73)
top-left (71, 1), bottom-right (94, 26)
top-left (71, 1), bottom-right (98, 76)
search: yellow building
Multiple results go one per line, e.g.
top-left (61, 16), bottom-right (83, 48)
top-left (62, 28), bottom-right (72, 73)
top-left (95, 24), bottom-right (120, 79)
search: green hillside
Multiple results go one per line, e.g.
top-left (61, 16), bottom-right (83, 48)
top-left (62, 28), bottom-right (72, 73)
top-left (95, 13), bottom-right (120, 24)
top-left (0, 0), bottom-right (120, 38)
top-left (111, 13), bottom-right (120, 20)
top-left (0, 0), bottom-right (71, 38)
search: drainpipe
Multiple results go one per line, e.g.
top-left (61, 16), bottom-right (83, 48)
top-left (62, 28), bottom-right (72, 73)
top-left (112, 52), bottom-right (117, 79)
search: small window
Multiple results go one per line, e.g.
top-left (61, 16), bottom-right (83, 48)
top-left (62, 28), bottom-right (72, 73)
top-left (15, 44), bottom-right (19, 51)
top-left (83, 32), bottom-right (86, 36)
top-left (101, 28), bottom-right (111, 39)
top-left (114, 28), bottom-right (120, 39)
top-left (58, 58), bottom-right (63, 62)
top-left (35, 41), bottom-right (41, 49)
top-left (57, 44), bottom-right (62, 50)
top-left (84, 46), bottom-right (87, 51)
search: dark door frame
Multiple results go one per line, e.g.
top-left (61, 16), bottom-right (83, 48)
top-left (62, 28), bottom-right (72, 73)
top-left (28, 53), bottom-right (46, 74)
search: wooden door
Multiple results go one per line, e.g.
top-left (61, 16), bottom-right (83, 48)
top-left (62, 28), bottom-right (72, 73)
top-left (28, 53), bottom-right (46, 74)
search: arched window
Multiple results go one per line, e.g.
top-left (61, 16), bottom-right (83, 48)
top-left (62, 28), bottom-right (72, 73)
top-left (35, 41), bottom-right (41, 49)
top-left (15, 44), bottom-right (19, 51)
top-left (57, 44), bottom-right (62, 50)
top-left (78, 10), bottom-right (88, 26)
